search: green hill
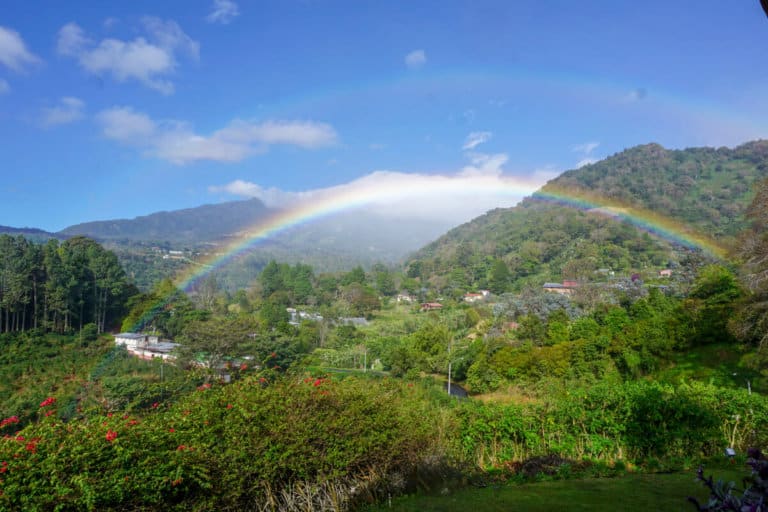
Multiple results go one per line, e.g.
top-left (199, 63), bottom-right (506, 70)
top-left (407, 140), bottom-right (768, 293)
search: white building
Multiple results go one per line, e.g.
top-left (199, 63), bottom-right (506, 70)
top-left (114, 333), bottom-right (178, 361)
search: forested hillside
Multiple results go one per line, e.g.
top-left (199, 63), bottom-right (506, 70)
top-left (546, 141), bottom-right (768, 238)
top-left (408, 141), bottom-right (768, 292)
top-left (0, 235), bottom-right (132, 334)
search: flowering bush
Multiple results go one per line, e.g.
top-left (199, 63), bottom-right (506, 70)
top-left (0, 375), bottom-right (447, 511)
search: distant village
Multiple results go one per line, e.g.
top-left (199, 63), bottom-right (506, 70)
top-left (115, 265), bottom-right (678, 366)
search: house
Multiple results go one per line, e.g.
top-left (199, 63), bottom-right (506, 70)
top-left (396, 293), bottom-right (414, 303)
top-left (543, 281), bottom-right (578, 295)
top-left (286, 308), bottom-right (323, 326)
top-left (114, 333), bottom-right (178, 361)
top-left (339, 317), bottom-right (369, 326)
top-left (463, 293), bottom-right (484, 303)
top-left (659, 269), bottom-right (673, 277)
top-left (502, 321), bottom-right (520, 332)
top-left (420, 302), bottom-right (443, 312)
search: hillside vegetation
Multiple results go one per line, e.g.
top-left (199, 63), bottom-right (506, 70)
top-left (408, 140), bottom-right (768, 292)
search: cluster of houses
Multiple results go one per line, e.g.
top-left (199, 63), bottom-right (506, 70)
top-left (286, 308), bottom-right (323, 326)
top-left (114, 333), bottom-right (179, 361)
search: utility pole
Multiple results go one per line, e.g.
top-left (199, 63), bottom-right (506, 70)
top-left (447, 336), bottom-right (453, 396)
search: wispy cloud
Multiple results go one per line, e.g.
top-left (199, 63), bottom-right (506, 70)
top-left (0, 26), bottom-right (41, 72)
top-left (207, 0), bottom-right (240, 24)
top-left (57, 18), bottom-right (198, 95)
top-left (41, 97), bottom-right (85, 127)
top-left (0, 79), bottom-right (9, 94)
top-left (572, 141), bottom-right (600, 168)
top-left (576, 158), bottom-right (598, 168)
top-left (462, 131), bottom-right (492, 150)
top-left (96, 106), bottom-right (338, 164)
top-left (624, 87), bottom-right (648, 103)
top-left (404, 49), bottom-right (426, 69)
top-left (572, 141), bottom-right (599, 154)
top-left (209, 153), bottom-right (546, 225)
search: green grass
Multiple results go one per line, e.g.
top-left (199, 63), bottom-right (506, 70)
top-left (654, 343), bottom-right (764, 393)
top-left (365, 468), bottom-right (745, 512)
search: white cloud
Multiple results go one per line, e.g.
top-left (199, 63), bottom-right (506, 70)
top-left (0, 79), bottom-right (9, 94)
top-left (103, 17), bottom-right (119, 30)
top-left (96, 106), bottom-right (338, 164)
top-left (572, 141), bottom-right (600, 167)
top-left (460, 152), bottom-right (507, 177)
top-left (56, 19), bottom-right (198, 95)
top-left (95, 106), bottom-right (156, 142)
top-left (572, 141), bottom-right (599, 155)
top-left (209, 151), bottom-right (550, 225)
top-left (0, 26), bottom-right (41, 72)
top-left (576, 157), bottom-right (598, 168)
top-left (404, 49), bottom-right (426, 69)
top-left (41, 97), bottom-right (85, 127)
top-left (462, 131), bottom-right (492, 150)
top-left (207, 0), bottom-right (240, 24)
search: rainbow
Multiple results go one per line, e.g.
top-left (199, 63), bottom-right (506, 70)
top-left (127, 174), bottom-right (733, 332)
top-left (251, 67), bottom-right (767, 146)
top-left (533, 185), bottom-right (729, 258)
top-left (126, 65), bottom-right (762, 330)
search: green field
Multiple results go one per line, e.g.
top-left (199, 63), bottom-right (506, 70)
top-left (655, 343), bottom-right (764, 393)
top-left (366, 468), bottom-right (745, 512)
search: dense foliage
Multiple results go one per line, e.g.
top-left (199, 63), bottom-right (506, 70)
top-left (547, 141), bottom-right (768, 238)
top-left (0, 235), bottom-right (131, 334)
top-left (408, 140), bottom-right (768, 294)
top-left (0, 376), bottom-right (447, 511)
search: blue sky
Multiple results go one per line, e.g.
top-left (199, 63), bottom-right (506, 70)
top-left (1, 1), bottom-right (768, 231)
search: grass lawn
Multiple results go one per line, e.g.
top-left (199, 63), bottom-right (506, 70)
top-left (654, 343), bottom-right (764, 393)
top-left (365, 468), bottom-right (745, 512)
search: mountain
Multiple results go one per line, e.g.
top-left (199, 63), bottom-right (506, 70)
top-left (545, 141), bottom-right (768, 238)
top-left (0, 225), bottom-right (63, 243)
top-left (60, 198), bottom-right (272, 242)
top-left (57, 197), bottom-right (453, 289)
top-left (406, 140), bottom-right (768, 293)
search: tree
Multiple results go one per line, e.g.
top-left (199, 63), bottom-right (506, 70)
top-left (375, 268), bottom-right (396, 297)
top-left (341, 266), bottom-right (366, 286)
top-left (177, 316), bottom-right (260, 373)
top-left (732, 178), bottom-right (768, 346)
top-left (686, 265), bottom-right (741, 345)
top-left (488, 259), bottom-right (511, 294)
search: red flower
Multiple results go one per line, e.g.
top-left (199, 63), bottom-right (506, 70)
top-left (259, 377), bottom-right (267, 384)
top-left (177, 445), bottom-right (187, 451)
top-left (107, 413), bottom-right (113, 418)
top-left (269, 352), bottom-right (276, 358)
top-left (168, 428), bottom-right (175, 433)
top-left (0, 416), bottom-right (19, 428)
top-left (15, 435), bottom-right (24, 442)
top-left (105, 430), bottom-right (117, 442)
top-left (152, 402), bottom-right (159, 409)
top-left (197, 383), bottom-right (211, 391)
top-left (127, 420), bottom-right (138, 426)
top-left (226, 404), bottom-right (233, 409)
top-left (39, 397), bottom-right (56, 408)
top-left (25, 442), bottom-right (36, 453)
top-left (240, 363), bottom-right (248, 371)
top-left (313, 378), bottom-right (323, 387)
